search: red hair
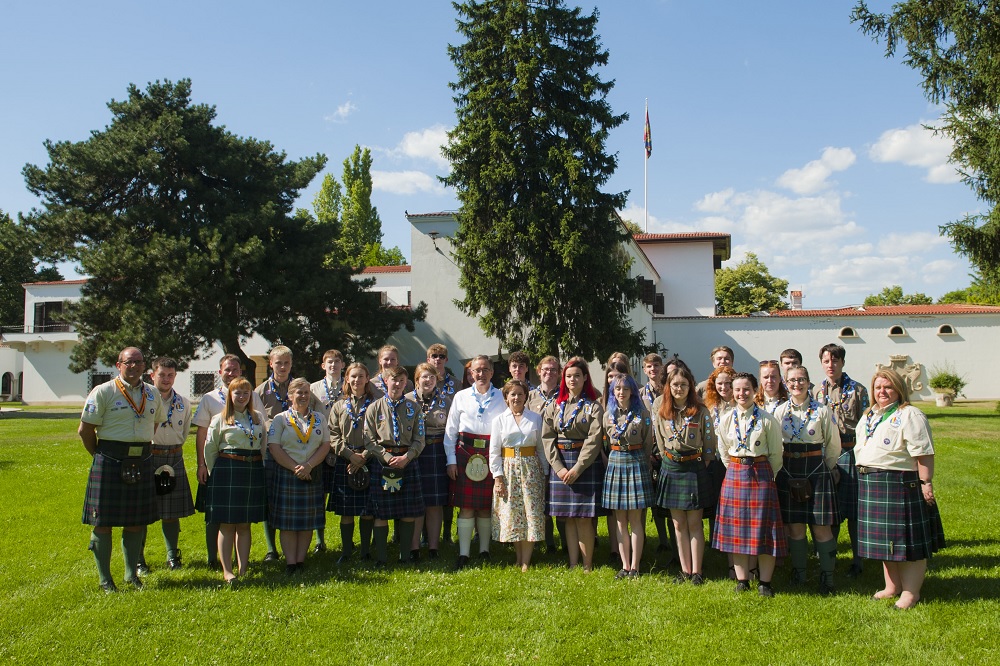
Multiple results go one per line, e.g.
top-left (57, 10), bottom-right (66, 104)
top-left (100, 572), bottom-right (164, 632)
top-left (703, 366), bottom-right (736, 410)
top-left (556, 357), bottom-right (599, 404)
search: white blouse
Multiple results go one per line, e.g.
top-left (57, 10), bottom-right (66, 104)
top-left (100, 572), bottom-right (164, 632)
top-left (488, 409), bottom-right (548, 477)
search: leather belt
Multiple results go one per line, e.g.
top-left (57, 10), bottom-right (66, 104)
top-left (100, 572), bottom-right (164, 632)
top-left (730, 455), bottom-right (768, 464)
top-left (555, 439), bottom-right (583, 450)
top-left (219, 452), bottom-right (262, 463)
top-left (783, 450), bottom-right (823, 458)
top-left (664, 449), bottom-right (702, 463)
top-left (98, 440), bottom-right (151, 459)
top-left (503, 446), bottom-right (536, 457)
top-left (610, 444), bottom-right (644, 452)
top-left (152, 445), bottom-right (183, 456)
top-left (383, 446), bottom-right (410, 455)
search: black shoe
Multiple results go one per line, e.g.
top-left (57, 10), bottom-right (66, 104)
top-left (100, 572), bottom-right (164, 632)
top-left (478, 551), bottom-right (491, 561)
top-left (124, 577), bottom-right (143, 590)
top-left (336, 553), bottom-right (353, 565)
top-left (263, 551), bottom-right (280, 563)
top-left (627, 569), bottom-right (640, 580)
top-left (409, 550), bottom-right (421, 563)
top-left (847, 561), bottom-right (864, 578)
top-left (819, 572), bottom-right (835, 596)
top-left (313, 543), bottom-right (326, 554)
top-left (614, 568), bottom-right (629, 581)
top-left (455, 555), bottom-right (470, 571)
top-left (286, 564), bottom-right (296, 575)
top-left (690, 573), bottom-right (704, 586)
top-left (672, 572), bottom-right (689, 585)
top-left (100, 581), bottom-right (118, 594)
top-left (735, 580), bottom-right (751, 593)
top-left (758, 582), bottom-right (775, 598)
top-left (789, 568), bottom-right (806, 586)
top-left (208, 560), bottom-right (221, 571)
top-left (428, 549), bottom-right (439, 559)
top-left (166, 551), bottom-right (183, 571)
top-left (135, 563), bottom-right (150, 577)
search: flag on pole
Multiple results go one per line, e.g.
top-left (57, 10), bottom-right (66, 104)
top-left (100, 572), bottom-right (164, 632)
top-left (643, 107), bottom-right (652, 159)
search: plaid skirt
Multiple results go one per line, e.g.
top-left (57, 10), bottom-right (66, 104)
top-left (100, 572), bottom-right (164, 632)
top-left (858, 470), bottom-right (946, 562)
top-left (776, 452), bottom-right (840, 526)
top-left (711, 460), bottom-right (787, 557)
top-left (602, 449), bottom-right (655, 511)
top-left (420, 434), bottom-right (450, 507)
top-left (268, 464), bottom-right (326, 531)
top-left (204, 450), bottom-right (267, 525)
top-left (547, 448), bottom-right (604, 518)
top-left (449, 434), bottom-right (494, 511)
top-left (493, 454), bottom-right (547, 542)
top-left (366, 458), bottom-right (426, 520)
top-left (656, 456), bottom-right (714, 511)
top-left (82, 447), bottom-right (159, 527)
top-left (322, 454), bottom-right (337, 494)
top-left (328, 454), bottom-right (371, 516)
top-left (703, 458), bottom-right (727, 519)
top-left (835, 447), bottom-right (859, 521)
top-left (152, 446), bottom-right (195, 520)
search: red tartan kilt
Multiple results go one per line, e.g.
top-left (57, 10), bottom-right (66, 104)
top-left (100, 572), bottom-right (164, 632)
top-left (711, 460), bottom-right (787, 557)
top-left (449, 442), bottom-right (494, 510)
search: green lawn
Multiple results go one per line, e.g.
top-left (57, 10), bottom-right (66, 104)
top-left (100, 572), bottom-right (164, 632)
top-left (0, 403), bottom-right (997, 664)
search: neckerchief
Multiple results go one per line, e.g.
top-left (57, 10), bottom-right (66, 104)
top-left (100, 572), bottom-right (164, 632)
top-left (785, 398), bottom-right (817, 441)
top-left (161, 389), bottom-right (181, 428)
top-left (558, 398), bottom-right (586, 432)
top-left (387, 397), bottom-right (403, 445)
top-left (114, 377), bottom-right (147, 419)
top-left (288, 409), bottom-right (315, 444)
top-left (610, 408), bottom-right (636, 444)
top-left (374, 374), bottom-right (389, 395)
top-left (233, 410), bottom-right (259, 443)
top-left (474, 386), bottom-right (496, 419)
top-left (323, 376), bottom-right (342, 409)
top-left (536, 387), bottom-right (557, 410)
top-left (345, 395), bottom-right (371, 430)
top-left (864, 402), bottom-right (899, 441)
top-left (668, 408), bottom-right (694, 443)
top-left (269, 376), bottom-right (289, 411)
top-left (733, 405), bottom-right (759, 453)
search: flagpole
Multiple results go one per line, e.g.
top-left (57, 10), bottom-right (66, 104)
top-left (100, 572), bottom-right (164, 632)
top-left (643, 99), bottom-right (649, 233)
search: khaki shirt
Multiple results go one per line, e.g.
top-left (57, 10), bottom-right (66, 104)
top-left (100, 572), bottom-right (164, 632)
top-left (541, 398), bottom-right (604, 475)
top-left (192, 387), bottom-right (264, 429)
top-left (81, 376), bottom-right (165, 443)
top-left (363, 396), bottom-right (426, 464)
top-left (268, 409), bottom-right (330, 465)
top-left (204, 410), bottom-right (267, 472)
top-left (330, 395), bottom-right (372, 459)
top-left (856, 403), bottom-right (934, 472)
top-left (152, 390), bottom-right (193, 447)
top-left (651, 399), bottom-right (717, 458)
top-left (717, 404), bottom-right (783, 472)
top-left (254, 378), bottom-right (322, 427)
top-left (369, 374), bottom-right (415, 400)
top-left (639, 382), bottom-right (660, 413)
top-left (407, 388), bottom-right (452, 437)
top-left (813, 373), bottom-right (870, 441)
top-left (527, 386), bottom-right (558, 415)
top-left (604, 405), bottom-right (655, 456)
top-left (773, 398), bottom-right (842, 470)
top-left (310, 376), bottom-right (343, 420)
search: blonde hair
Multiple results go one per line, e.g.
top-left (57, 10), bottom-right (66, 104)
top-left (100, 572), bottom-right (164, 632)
top-left (223, 378), bottom-right (260, 425)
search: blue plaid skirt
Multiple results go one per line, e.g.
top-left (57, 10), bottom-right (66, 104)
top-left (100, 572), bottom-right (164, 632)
top-left (204, 450), bottom-right (267, 525)
top-left (835, 447), bottom-right (859, 521)
top-left (269, 464), bottom-right (326, 531)
top-left (547, 448), bottom-right (604, 518)
top-left (602, 449), bottom-right (655, 511)
top-left (328, 453), bottom-right (371, 516)
top-left (420, 434), bottom-right (450, 507)
top-left (366, 458), bottom-right (426, 520)
top-left (152, 446), bottom-right (195, 520)
top-left (82, 443), bottom-right (158, 528)
top-left (776, 449), bottom-right (840, 526)
top-left (858, 469), bottom-right (945, 562)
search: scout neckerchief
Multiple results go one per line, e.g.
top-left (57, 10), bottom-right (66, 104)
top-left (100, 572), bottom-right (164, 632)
top-left (536, 387), bottom-right (557, 410)
top-left (345, 395), bottom-right (371, 430)
top-left (269, 376), bottom-right (289, 411)
top-left (785, 397), bottom-right (817, 441)
top-left (288, 409), bottom-right (316, 444)
top-left (114, 376), bottom-right (147, 419)
top-left (417, 387), bottom-right (444, 416)
top-left (863, 402), bottom-right (899, 441)
top-left (763, 396), bottom-right (783, 415)
top-left (558, 397), bottom-right (586, 432)
top-left (733, 404), bottom-right (760, 453)
top-left (668, 407), bottom-right (695, 443)
top-left (641, 382), bottom-right (657, 405)
top-left (609, 408), bottom-right (636, 444)
top-left (474, 385), bottom-right (496, 419)
top-left (386, 397), bottom-right (404, 445)
top-left (818, 374), bottom-right (853, 409)
top-left (322, 376), bottom-right (342, 409)
top-left (442, 374), bottom-right (456, 395)
top-left (233, 410), bottom-right (259, 443)
top-left (161, 389), bottom-right (181, 428)
top-left (374, 374), bottom-right (389, 395)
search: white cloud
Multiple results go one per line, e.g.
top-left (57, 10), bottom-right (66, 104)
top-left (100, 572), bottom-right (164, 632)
top-left (776, 147), bottom-right (856, 195)
top-left (869, 122), bottom-right (961, 184)
top-left (371, 170), bottom-right (447, 196)
top-left (381, 124), bottom-right (451, 169)
top-left (694, 188), bottom-right (735, 213)
top-left (876, 231), bottom-right (946, 257)
top-left (324, 100), bottom-right (357, 124)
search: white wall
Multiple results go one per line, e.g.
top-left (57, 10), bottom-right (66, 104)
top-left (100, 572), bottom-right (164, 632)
top-left (641, 242), bottom-right (717, 317)
top-left (359, 270), bottom-right (411, 307)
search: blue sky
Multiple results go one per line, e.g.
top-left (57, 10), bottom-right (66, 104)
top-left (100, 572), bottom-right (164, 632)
top-left (0, 1), bottom-right (978, 307)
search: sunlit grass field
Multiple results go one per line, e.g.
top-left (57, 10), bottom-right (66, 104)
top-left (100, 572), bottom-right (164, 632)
top-left (0, 402), bottom-right (997, 664)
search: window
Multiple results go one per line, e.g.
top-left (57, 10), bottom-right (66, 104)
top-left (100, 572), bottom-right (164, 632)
top-left (89, 372), bottom-right (112, 391)
top-left (937, 324), bottom-right (955, 336)
top-left (1, 372), bottom-right (12, 395)
top-left (32, 301), bottom-right (70, 332)
top-left (191, 372), bottom-right (217, 397)
top-left (888, 325), bottom-right (906, 337)
top-left (839, 327), bottom-right (857, 338)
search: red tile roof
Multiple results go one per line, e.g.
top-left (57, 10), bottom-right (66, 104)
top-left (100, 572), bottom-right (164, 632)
top-left (773, 304), bottom-right (1000, 317)
top-left (22, 279), bottom-right (88, 286)
top-left (360, 265), bottom-right (411, 274)
top-left (633, 232), bottom-right (731, 242)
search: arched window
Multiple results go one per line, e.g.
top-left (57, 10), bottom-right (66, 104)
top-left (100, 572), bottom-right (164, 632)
top-left (838, 326), bottom-right (857, 338)
top-left (937, 324), bottom-right (955, 335)
top-left (1, 372), bottom-right (12, 395)
top-left (888, 325), bottom-right (906, 337)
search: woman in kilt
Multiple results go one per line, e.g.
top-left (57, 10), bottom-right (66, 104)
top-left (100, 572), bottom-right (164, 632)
top-left (364, 365), bottom-right (426, 566)
top-left (653, 366), bottom-right (717, 585)
top-left (541, 357), bottom-right (605, 571)
top-left (713, 373), bottom-right (786, 596)
top-left (268, 378), bottom-right (331, 574)
top-left (203, 378), bottom-right (267, 584)
top-left (310, 349), bottom-right (344, 554)
top-left (601, 374), bottom-right (655, 579)
top-left (328, 363), bottom-right (377, 564)
top-left (703, 365), bottom-right (737, 578)
top-left (489, 380), bottom-right (548, 571)
top-left (755, 359), bottom-right (788, 415)
top-left (773, 365), bottom-right (841, 594)
top-left (408, 363), bottom-right (452, 560)
top-left (857, 369), bottom-right (944, 610)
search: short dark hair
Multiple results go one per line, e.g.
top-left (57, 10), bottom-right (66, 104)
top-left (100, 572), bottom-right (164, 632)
top-left (508, 351), bottom-right (530, 366)
top-left (731, 372), bottom-right (758, 391)
top-left (151, 357), bottom-right (178, 371)
top-left (819, 343), bottom-right (845, 362)
top-left (780, 348), bottom-right (803, 364)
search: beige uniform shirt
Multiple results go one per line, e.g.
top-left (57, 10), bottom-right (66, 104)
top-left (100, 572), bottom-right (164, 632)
top-left (268, 409), bottom-right (331, 465)
top-left (81, 376), bottom-right (165, 443)
top-left (369, 374), bottom-right (415, 400)
top-left (813, 373), bottom-right (870, 442)
top-left (651, 399), bottom-right (717, 458)
top-left (856, 403), bottom-right (934, 472)
top-left (716, 404), bottom-right (783, 472)
top-left (363, 396), bottom-right (426, 464)
top-left (407, 388), bottom-right (452, 438)
top-left (310, 376), bottom-right (343, 421)
top-left (604, 405), bottom-right (655, 456)
top-left (773, 398), bottom-right (842, 470)
top-left (527, 386), bottom-right (558, 415)
top-left (204, 410), bottom-right (267, 472)
top-left (255, 378), bottom-right (322, 426)
top-left (152, 390), bottom-right (193, 447)
top-left (541, 398), bottom-right (604, 475)
top-left (330, 395), bottom-right (372, 459)
top-left (192, 387), bottom-right (264, 429)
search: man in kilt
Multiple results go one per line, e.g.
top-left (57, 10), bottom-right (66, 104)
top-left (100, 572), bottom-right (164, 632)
top-left (79, 347), bottom-right (166, 592)
top-left (137, 357), bottom-right (195, 574)
top-left (445, 355), bottom-right (506, 570)
top-left (364, 365), bottom-right (426, 566)
top-left (193, 353), bottom-right (264, 569)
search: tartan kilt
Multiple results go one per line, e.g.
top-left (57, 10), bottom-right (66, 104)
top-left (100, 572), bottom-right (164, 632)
top-left (268, 464), bottom-right (326, 531)
top-left (420, 434), bottom-right (450, 507)
top-left (449, 439), bottom-right (494, 511)
top-left (366, 458), bottom-right (426, 520)
top-left (322, 454), bottom-right (337, 494)
top-left (835, 447), bottom-right (860, 521)
top-left (602, 449), bottom-right (655, 511)
top-left (152, 447), bottom-right (195, 520)
top-left (776, 455), bottom-right (840, 526)
top-left (82, 451), bottom-right (159, 527)
top-left (656, 456), bottom-right (714, 511)
top-left (204, 451), bottom-right (267, 524)
top-left (547, 448), bottom-right (604, 518)
top-left (328, 455), bottom-right (370, 516)
top-left (492, 454), bottom-right (547, 542)
top-left (703, 458), bottom-right (727, 519)
top-left (858, 470), bottom-right (946, 562)
top-left (711, 460), bottom-right (787, 557)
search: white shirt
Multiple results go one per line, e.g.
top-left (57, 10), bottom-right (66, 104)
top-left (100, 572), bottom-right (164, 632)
top-left (444, 384), bottom-right (507, 465)
top-left (488, 409), bottom-right (548, 477)
top-left (193, 387), bottom-right (265, 429)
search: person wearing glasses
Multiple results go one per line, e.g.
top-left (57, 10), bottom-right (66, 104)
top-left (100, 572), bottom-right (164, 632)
top-left (79, 347), bottom-right (166, 592)
top-left (528, 355), bottom-right (562, 552)
top-left (426, 344), bottom-right (457, 545)
top-left (407, 362), bottom-right (452, 560)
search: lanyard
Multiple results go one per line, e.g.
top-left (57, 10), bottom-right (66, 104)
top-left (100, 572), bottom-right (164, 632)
top-left (115, 377), bottom-right (147, 419)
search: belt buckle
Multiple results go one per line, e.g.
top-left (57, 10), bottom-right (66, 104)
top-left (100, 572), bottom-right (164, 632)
top-left (792, 452), bottom-right (802, 459)
top-left (473, 438), bottom-right (487, 449)
top-left (128, 445), bottom-right (144, 457)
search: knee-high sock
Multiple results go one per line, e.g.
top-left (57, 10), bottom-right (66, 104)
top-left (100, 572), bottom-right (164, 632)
top-left (372, 525), bottom-right (389, 563)
top-left (89, 531), bottom-right (114, 585)
top-left (340, 523), bottom-right (355, 555)
top-left (206, 522), bottom-right (220, 565)
top-left (476, 517), bottom-right (492, 554)
top-left (788, 537), bottom-right (808, 575)
top-left (263, 520), bottom-right (278, 554)
top-left (817, 538), bottom-right (837, 576)
top-left (162, 521), bottom-right (181, 559)
top-left (315, 527), bottom-right (326, 547)
top-left (457, 517), bottom-right (475, 557)
top-left (121, 529), bottom-right (144, 581)
top-left (359, 519), bottom-right (373, 557)
top-left (138, 525), bottom-right (148, 566)
top-left (396, 521), bottom-right (415, 561)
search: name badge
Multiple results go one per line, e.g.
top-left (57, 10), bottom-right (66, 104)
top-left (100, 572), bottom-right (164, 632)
top-left (473, 438), bottom-right (487, 449)
top-left (128, 446), bottom-right (144, 457)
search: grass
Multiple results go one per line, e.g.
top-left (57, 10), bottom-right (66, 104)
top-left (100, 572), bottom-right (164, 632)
top-left (0, 402), bottom-right (997, 664)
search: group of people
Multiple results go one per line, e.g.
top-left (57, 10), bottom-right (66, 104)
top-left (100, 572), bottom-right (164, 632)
top-left (79, 342), bottom-right (944, 608)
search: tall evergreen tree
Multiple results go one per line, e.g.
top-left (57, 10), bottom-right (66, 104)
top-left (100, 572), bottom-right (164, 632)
top-left (339, 146), bottom-right (405, 267)
top-left (0, 209), bottom-right (61, 327)
top-left (443, 0), bottom-right (643, 361)
top-left (23, 79), bottom-right (422, 375)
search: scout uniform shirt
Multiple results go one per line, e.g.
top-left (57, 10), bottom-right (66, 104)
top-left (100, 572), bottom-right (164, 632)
top-left (855, 403), bottom-right (935, 472)
top-left (363, 395), bottom-right (426, 464)
top-left (204, 410), bottom-right (267, 472)
top-left (604, 405), bottom-right (655, 456)
top-left (369, 374), bottom-right (415, 400)
top-left (192, 386), bottom-right (265, 430)
top-left (813, 373), bottom-right (870, 443)
top-left (541, 397), bottom-right (605, 475)
top-left (311, 376), bottom-right (343, 421)
top-left (330, 395), bottom-right (372, 461)
top-left (407, 387), bottom-right (452, 438)
top-left (269, 409), bottom-right (331, 465)
top-left (773, 398), bottom-right (842, 470)
top-left (527, 385), bottom-right (558, 415)
top-left (650, 398), bottom-right (717, 460)
top-left (716, 404), bottom-right (783, 472)
top-left (153, 390), bottom-right (193, 448)
top-left (255, 377), bottom-right (322, 426)
top-left (82, 376), bottom-right (166, 444)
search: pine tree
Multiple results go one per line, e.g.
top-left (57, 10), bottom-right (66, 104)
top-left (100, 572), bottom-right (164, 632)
top-left (443, 0), bottom-right (643, 360)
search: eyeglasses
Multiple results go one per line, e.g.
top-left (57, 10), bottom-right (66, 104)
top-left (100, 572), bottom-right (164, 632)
top-left (430, 354), bottom-right (447, 360)
top-left (786, 377), bottom-right (809, 384)
top-left (118, 359), bottom-right (145, 367)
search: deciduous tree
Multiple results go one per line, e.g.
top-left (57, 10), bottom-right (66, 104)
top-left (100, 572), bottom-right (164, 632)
top-left (714, 253), bottom-right (789, 315)
top-left (863, 285), bottom-right (933, 307)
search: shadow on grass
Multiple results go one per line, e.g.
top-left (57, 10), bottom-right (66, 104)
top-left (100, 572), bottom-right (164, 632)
top-left (1, 411), bottom-right (80, 420)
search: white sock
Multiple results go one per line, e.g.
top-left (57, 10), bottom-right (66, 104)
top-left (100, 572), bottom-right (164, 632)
top-left (476, 517), bottom-right (492, 554)
top-left (457, 517), bottom-right (475, 557)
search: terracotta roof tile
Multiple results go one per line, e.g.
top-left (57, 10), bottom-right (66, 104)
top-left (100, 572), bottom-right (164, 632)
top-left (360, 265), bottom-right (411, 274)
